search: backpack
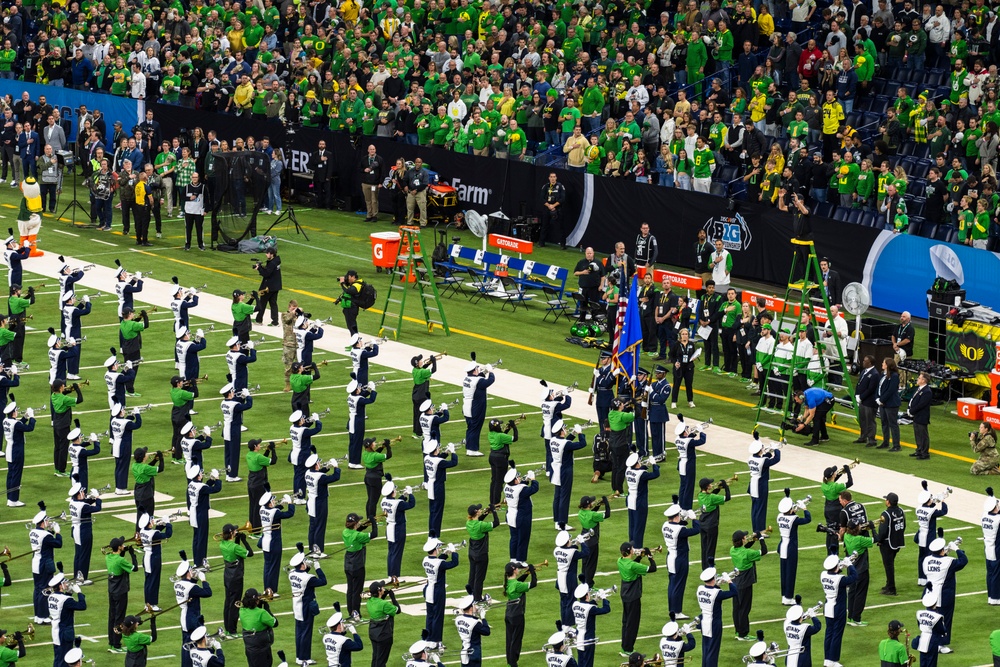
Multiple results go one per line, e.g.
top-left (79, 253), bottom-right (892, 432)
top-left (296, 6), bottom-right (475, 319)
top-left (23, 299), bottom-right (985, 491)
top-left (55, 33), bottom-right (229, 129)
top-left (355, 281), bottom-right (377, 309)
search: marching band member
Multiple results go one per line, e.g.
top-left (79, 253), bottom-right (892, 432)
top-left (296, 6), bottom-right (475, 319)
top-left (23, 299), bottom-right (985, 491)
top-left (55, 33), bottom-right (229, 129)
top-left (698, 477), bottom-right (731, 568)
top-left (174, 554), bottom-right (213, 667)
top-left (454, 594), bottom-right (491, 667)
top-left (404, 639), bottom-right (444, 667)
top-left (411, 355), bottom-right (437, 438)
top-left (618, 542), bottom-right (657, 656)
top-left (50, 379), bottom-right (83, 479)
top-left (363, 438), bottom-right (392, 534)
top-left (58, 290), bottom-right (87, 376)
top-left (419, 400), bottom-right (450, 448)
top-left (220, 383), bottom-right (253, 482)
top-left (577, 496), bottom-right (611, 586)
top-left (462, 359), bottom-right (495, 457)
top-left (105, 535), bottom-right (138, 654)
top-left (187, 464), bottom-right (222, 566)
top-left (231, 290), bottom-right (256, 343)
top-left (104, 352), bottom-right (134, 410)
top-left (821, 553), bottom-right (857, 667)
top-left (68, 482), bottom-right (101, 583)
top-left (31, 504), bottom-right (61, 623)
top-left (424, 439), bottom-right (458, 538)
top-left (57, 258), bottom-right (84, 306)
top-left (844, 520), bottom-right (878, 627)
top-left (170, 375), bottom-right (196, 465)
top-left (219, 524), bottom-right (253, 638)
top-left (48, 333), bottom-right (80, 387)
top-left (487, 418), bottom-right (516, 506)
top-left (259, 492), bottom-right (295, 595)
top-left (47, 572), bottom-right (86, 666)
top-left (180, 422), bottom-right (213, 468)
top-left (5, 285), bottom-right (31, 365)
top-left (674, 417), bottom-right (706, 510)
top-left (550, 421), bottom-right (587, 531)
top-left (783, 599), bottom-right (822, 667)
top-left (4, 401), bottom-right (34, 507)
top-left (247, 440), bottom-right (277, 530)
top-left (922, 533), bottom-right (967, 653)
top-left (821, 465), bottom-right (854, 555)
top-left (111, 402), bottom-right (141, 495)
top-left (631, 369), bottom-right (650, 457)
top-left (466, 503), bottom-right (500, 602)
top-left (503, 560), bottom-right (537, 667)
top-left (554, 530), bottom-right (588, 626)
top-left (572, 581), bottom-right (610, 667)
top-left (348, 333), bottom-right (377, 385)
top-left (504, 465), bottom-right (538, 561)
top-left (593, 351), bottom-right (615, 427)
top-left (541, 381), bottom-right (572, 473)
top-left (544, 630), bottom-right (576, 667)
top-left (114, 263), bottom-right (143, 320)
top-left (293, 316), bottom-right (324, 380)
top-left (132, 448), bottom-right (164, 531)
top-left (139, 513), bottom-right (172, 613)
top-left (698, 569), bottom-right (740, 667)
top-left (915, 483), bottom-right (948, 586)
top-left (877, 492), bottom-right (906, 597)
top-left (288, 548), bottom-right (326, 666)
top-left (67, 428), bottom-right (100, 489)
top-left (289, 410), bottom-right (322, 503)
top-left (239, 589), bottom-right (278, 667)
top-left (121, 614), bottom-right (157, 667)
top-left (913, 588), bottom-right (947, 667)
top-left (608, 398), bottom-right (634, 496)
top-left (289, 362), bottom-right (318, 415)
top-left (659, 620), bottom-right (696, 667)
top-left (878, 619), bottom-right (910, 666)
top-left (745, 638), bottom-right (773, 666)
top-left (731, 530), bottom-right (765, 642)
top-left (366, 581), bottom-right (400, 667)
top-left (343, 512), bottom-right (375, 618)
top-left (184, 626), bottom-right (224, 667)
top-left (747, 433), bottom-right (779, 553)
top-left (776, 490), bottom-right (812, 605)
top-left (170, 281), bottom-right (199, 331)
top-left (321, 604), bottom-right (363, 667)
top-left (3, 233), bottom-right (30, 288)
top-left (381, 480), bottom-right (414, 586)
top-left (647, 365), bottom-right (672, 458)
top-left (663, 503), bottom-right (700, 619)
top-left (119, 308), bottom-right (149, 395)
top-left (306, 453), bottom-right (341, 556)
top-left (422, 537), bottom-right (459, 651)
top-left (225, 336), bottom-right (257, 393)
top-left (624, 451), bottom-right (660, 548)
top-left (984, 489), bottom-right (1000, 605)
top-left (346, 378), bottom-right (376, 469)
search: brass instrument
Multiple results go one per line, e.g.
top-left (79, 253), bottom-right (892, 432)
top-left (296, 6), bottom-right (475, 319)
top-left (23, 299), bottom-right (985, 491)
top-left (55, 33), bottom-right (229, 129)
top-left (3, 624), bottom-right (33, 646)
top-left (571, 529), bottom-right (595, 545)
top-left (803, 600), bottom-right (824, 619)
top-left (215, 627), bottom-right (249, 642)
top-left (23, 511), bottom-right (68, 530)
top-left (905, 630), bottom-right (915, 665)
top-left (944, 536), bottom-right (963, 552)
top-left (144, 450), bottom-right (166, 464)
top-left (66, 379), bottom-right (91, 390)
top-left (710, 473), bottom-right (739, 494)
top-left (81, 264), bottom-right (96, 271)
top-left (101, 533), bottom-right (142, 555)
top-left (372, 376), bottom-right (388, 387)
top-left (247, 383), bottom-right (262, 394)
top-left (525, 466), bottom-right (547, 478)
top-left (441, 540), bottom-right (467, 554)
top-left (620, 655), bottom-right (663, 667)
top-left (555, 381), bottom-right (579, 397)
top-left (742, 526), bottom-right (773, 545)
top-left (431, 351), bottom-right (448, 360)
top-left (87, 483), bottom-right (111, 499)
top-left (492, 358), bottom-right (503, 367)
top-left (132, 403), bottom-right (155, 414)
top-left (303, 360), bottom-right (329, 370)
top-left (212, 520), bottom-right (260, 542)
top-left (363, 336), bottom-right (388, 349)
top-left (510, 413), bottom-right (528, 426)
top-left (169, 562), bottom-right (212, 583)
top-left (826, 459), bottom-right (861, 482)
top-left (184, 374), bottom-right (210, 385)
top-left (741, 642), bottom-right (787, 664)
top-left (235, 589), bottom-right (277, 607)
top-left (591, 584), bottom-right (617, 600)
top-left (532, 559), bottom-right (549, 568)
top-left (793, 495), bottom-right (813, 510)
top-left (932, 486), bottom-right (954, 503)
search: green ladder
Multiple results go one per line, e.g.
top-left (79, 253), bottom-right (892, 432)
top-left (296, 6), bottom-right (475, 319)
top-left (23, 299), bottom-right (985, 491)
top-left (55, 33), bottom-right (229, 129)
top-left (753, 239), bottom-right (858, 439)
top-left (378, 225), bottom-right (450, 339)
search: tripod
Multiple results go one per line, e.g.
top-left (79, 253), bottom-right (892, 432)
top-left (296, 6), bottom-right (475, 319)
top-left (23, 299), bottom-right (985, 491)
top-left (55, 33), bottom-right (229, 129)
top-left (263, 204), bottom-right (308, 241)
top-left (58, 157), bottom-right (93, 227)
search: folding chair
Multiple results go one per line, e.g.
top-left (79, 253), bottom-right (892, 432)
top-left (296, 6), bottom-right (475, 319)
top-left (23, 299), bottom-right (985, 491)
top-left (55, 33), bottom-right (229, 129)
top-left (491, 276), bottom-right (535, 312)
top-left (435, 265), bottom-right (465, 298)
top-left (541, 285), bottom-right (569, 322)
top-left (465, 267), bottom-right (496, 304)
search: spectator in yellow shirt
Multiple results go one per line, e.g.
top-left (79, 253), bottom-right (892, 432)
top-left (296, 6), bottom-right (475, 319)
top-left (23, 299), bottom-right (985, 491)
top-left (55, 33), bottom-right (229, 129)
top-left (232, 74), bottom-right (255, 114)
top-left (563, 126), bottom-right (589, 171)
top-left (227, 21), bottom-right (246, 53)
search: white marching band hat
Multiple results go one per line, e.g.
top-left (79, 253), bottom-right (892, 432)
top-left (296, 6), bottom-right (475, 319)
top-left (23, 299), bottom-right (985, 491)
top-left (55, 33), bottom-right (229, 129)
top-left (304, 453), bottom-right (319, 468)
top-left (189, 626), bottom-right (207, 642)
top-left (381, 481), bottom-right (396, 497)
top-left (219, 383), bottom-right (235, 395)
top-left (420, 399), bottom-right (433, 412)
top-left (699, 567), bottom-right (717, 582)
top-left (67, 428), bottom-right (81, 441)
top-left (289, 410), bottom-right (303, 423)
top-left (823, 554), bottom-right (841, 570)
top-left (504, 468), bottom-right (518, 484)
top-left (422, 439), bottom-right (439, 455)
top-left (777, 497), bottom-right (794, 514)
top-left (258, 492), bottom-right (274, 507)
top-left (226, 336), bottom-right (241, 347)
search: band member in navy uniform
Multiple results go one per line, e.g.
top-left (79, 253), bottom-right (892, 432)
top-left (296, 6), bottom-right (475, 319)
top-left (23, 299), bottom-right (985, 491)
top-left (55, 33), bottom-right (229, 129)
top-left (504, 466), bottom-right (539, 562)
top-left (912, 588), bottom-right (947, 667)
top-left (419, 400), bottom-right (449, 448)
top-left (593, 352), bottom-right (615, 427)
top-left (675, 417), bottom-right (707, 510)
top-left (59, 291), bottom-right (87, 376)
top-left (922, 533), bottom-right (967, 653)
top-left (696, 567), bottom-right (737, 667)
top-left (782, 599), bottom-right (822, 667)
top-left (572, 582), bottom-right (610, 667)
top-left (4, 401), bottom-right (36, 507)
top-left (67, 425), bottom-right (100, 489)
top-left (321, 605), bottom-right (363, 667)
top-left (293, 316), bottom-right (324, 380)
top-left (422, 537), bottom-right (459, 651)
top-left (114, 262), bottom-right (143, 320)
top-left (659, 620), bottom-right (697, 667)
top-left (821, 553), bottom-right (857, 667)
top-left (173, 555), bottom-right (213, 667)
top-left (186, 464), bottom-right (222, 566)
top-left (983, 490), bottom-right (1000, 605)
top-left (454, 594), bottom-right (490, 667)
top-left (184, 626), bottom-right (224, 667)
top-left (57, 257), bottom-right (84, 305)
top-left (348, 333), bottom-right (377, 385)
top-left (110, 403), bottom-right (141, 495)
top-left (662, 502), bottom-right (700, 619)
top-left (554, 529), bottom-right (588, 627)
top-left (138, 512), bottom-right (171, 612)
top-left (544, 630), bottom-right (577, 667)
top-left (220, 383), bottom-right (253, 482)
top-left (462, 359), bottom-right (495, 456)
top-left (549, 420), bottom-right (587, 531)
top-left (288, 410), bottom-right (322, 502)
top-left (305, 453), bottom-right (341, 556)
top-left (540, 381), bottom-right (572, 474)
top-left (170, 280), bottom-right (198, 330)
top-left (47, 572), bottom-right (86, 666)
top-left (69, 482), bottom-right (101, 582)
top-left (3, 232), bottom-right (29, 288)
top-left (423, 439), bottom-right (458, 538)
top-left (625, 451), bottom-right (660, 548)
top-left (914, 483), bottom-right (948, 586)
top-left (288, 547), bottom-right (326, 666)
top-left (776, 490), bottom-right (812, 605)
top-left (380, 480), bottom-right (415, 586)
top-left (346, 379), bottom-right (376, 469)
top-left (747, 433), bottom-right (780, 553)
top-left (647, 366), bottom-right (672, 458)
top-left (103, 352), bottom-right (133, 410)
top-left (258, 492), bottom-right (295, 595)
top-left (225, 336), bottom-right (257, 393)
top-left (411, 354), bottom-right (438, 437)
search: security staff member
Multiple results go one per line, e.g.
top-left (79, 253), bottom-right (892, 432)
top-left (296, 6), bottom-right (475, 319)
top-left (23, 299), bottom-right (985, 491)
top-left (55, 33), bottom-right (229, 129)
top-left (69, 482), bottom-right (101, 582)
top-left (411, 355), bottom-right (437, 437)
top-left (647, 366), bottom-right (671, 458)
top-left (662, 504), bottom-right (700, 619)
top-left (487, 418), bottom-right (517, 506)
top-left (573, 249), bottom-right (604, 319)
top-left (218, 523), bottom-right (253, 639)
top-left (380, 481), bottom-right (414, 586)
top-left (363, 438), bottom-right (392, 534)
top-left (577, 496), bottom-right (611, 586)
top-left (539, 172), bottom-right (566, 248)
top-left (549, 421), bottom-right (587, 531)
top-left (454, 594), bottom-right (491, 667)
top-left (675, 418), bottom-right (707, 510)
top-left (105, 536), bottom-right (138, 653)
top-left (696, 567), bottom-right (737, 667)
top-left (466, 503), bottom-right (500, 602)
top-left (855, 355), bottom-right (879, 447)
top-left (776, 492), bottom-right (812, 605)
top-left (424, 439), bottom-right (458, 538)
top-left (821, 553), bottom-right (857, 667)
top-left (342, 512), bottom-right (375, 618)
top-left (554, 529), bottom-right (588, 627)
top-left (877, 492), bottom-right (906, 596)
top-left (253, 247), bottom-right (281, 326)
top-left (731, 530), bottom-right (764, 641)
top-left (366, 581), bottom-right (400, 667)
top-left (503, 560), bottom-right (537, 667)
top-left (259, 492), bottom-right (295, 595)
top-left (625, 452), bottom-right (660, 548)
top-left (422, 537), bottom-right (460, 651)
top-left (837, 491), bottom-right (871, 543)
top-left (288, 549), bottom-right (326, 666)
top-left (220, 383), bottom-right (253, 482)
top-left (504, 467), bottom-right (539, 562)
top-left (305, 453), bottom-right (341, 556)
top-left (462, 361), bottom-right (495, 456)
top-left (238, 589), bottom-right (277, 667)
top-left (698, 477), bottom-right (731, 568)
top-left (246, 439), bottom-right (276, 530)
top-left (821, 464), bottom-right (854, 555)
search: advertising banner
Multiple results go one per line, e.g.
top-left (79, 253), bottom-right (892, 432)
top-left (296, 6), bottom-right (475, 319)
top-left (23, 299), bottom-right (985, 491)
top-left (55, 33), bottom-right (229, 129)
top-left (1, 81), bottom-right (141, 142)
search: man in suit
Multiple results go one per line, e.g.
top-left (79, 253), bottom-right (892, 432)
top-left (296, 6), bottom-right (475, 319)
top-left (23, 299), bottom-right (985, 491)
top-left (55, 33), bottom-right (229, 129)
top-left (819, 257), bottom-right (842, 305)
top-left (904, 371), bottom-right (932, 459)
top-left (42, 114), bottom-right (67, 152)
top-left (18, 120), bottom-right (39, 179)
top-left (359, 143), bottom-right (384, 221)
top-left (854, 355), bottom-right (879, 447)
top-left (310, 139), bottom-right (333, 210)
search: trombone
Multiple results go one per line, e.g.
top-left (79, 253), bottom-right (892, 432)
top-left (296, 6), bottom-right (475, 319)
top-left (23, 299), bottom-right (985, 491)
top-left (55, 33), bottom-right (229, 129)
top-left (742, 526), bottom-right (773, 545)
top-left (234, 589), bottom-right (277, 608)
top-left (100, 533), bottom-right (142, 555)
top-left (212, 520), bottom-right (260, 542)
top-left (709, 473), bottom-right (739, 494)
top-left (3, 624), bottom-right (33, 647)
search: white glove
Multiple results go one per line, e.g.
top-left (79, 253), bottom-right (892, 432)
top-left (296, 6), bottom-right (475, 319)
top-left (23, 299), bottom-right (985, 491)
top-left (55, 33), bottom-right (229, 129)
top-left (241, 388), bottom-right (250, 398)
top-left (439, 403), bottom-right (448, 412)
top-left (593, 368), bottom-right (600, 378)
top-left (89, 433), bottom-right (98, 442)
top-left (132, 407), bottom-right (141, 416)
top-left (310, 412), bottom-right (320, 422)
top-left (345, 623), bottom-right (357, 635)
top-left (83, 295), bottom-right (90, 304)
top-left (197, 569), bottom-right (207, 582)
top-left (24, 408), bottom-right (33, 420)
top-left (9, 364), bottom-right (16, 375)
top-left (854, 395), bottom-right (860, 404)
top-left (189, 287), bottom-right (198, 295)
top-left (611, 367), bottom-right (621, 376)
top-left (330, 458), bottom-right (339, 468)
top-left (366, 381), bottom-right (376, 392)
top-left (446, 443), bottom-right (456, 454)
top-left (573, 423), bottom-right (583, 435)
top-left (210, 468), bottom-right (220, 480)
top-left (89, 488), bottom-right (98, 497)
top-left (51, 521), bottom-right (60, 534)
top-left (66, 337), bottom-right (76, 346)
top-left (485, 364), bottom-right (494, 373)
top-left (70, 583), bottom-right (82, 594)
top-left (281, 494), bottom-right (293, 505)
top-left (403, 486), bottom-right (413, 495)
top-left (124, 360), bottom-right (133, 370)
top-left (196, 328), bottom-right (204, 338)
top-left (135, 272), bottom-right (143, 280)
top-left (246, 340), bottom-right (255, 349)
top-left (526, 470), bottom-right (536, 481)
top-left (876, 399), bottom-right (882, 406)
top-left (22, 240), bottom-right (30, 248)
top-left (840, 558), bottom-right (853, 569)
top-left (202, 426), bottom-right (211, 437)
top-left (644, 384), bottom-right (653, 393)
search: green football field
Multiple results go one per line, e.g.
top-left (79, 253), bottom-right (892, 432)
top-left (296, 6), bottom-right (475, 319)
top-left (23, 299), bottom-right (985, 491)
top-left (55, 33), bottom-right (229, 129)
top-left (0, 191), bottom-right (994, 667)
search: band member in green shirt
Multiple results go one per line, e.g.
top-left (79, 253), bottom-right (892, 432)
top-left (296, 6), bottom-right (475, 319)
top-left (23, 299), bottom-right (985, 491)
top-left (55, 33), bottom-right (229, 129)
top-left (578, 495), bottom-right (611, 586)
top-left (106, 536), bottom-right (138, 653)
top-left (0, 627), bottom-right (26, 667)
top-left (877, 619), bottom-right (910, 665)
top-left (246, 439), bottom-right (276, 530)
top-left (366, 580), bottom-right (400, 666)
top-left (411, 354), bottom-right (437, 437)
top-left (343, 512), bottom-right (375, 617)
top-left (618, 542), bottom-right (657, 656)
top-left (132, 447), bottom-right (164, 532)
top-left (231, 289), bottom-right (256, 343)
top-left (50, 379), bottom-right (82, 477)
top-left (698, 476), bottom-right (731, 567)
top-left (120, 615), bottom-right (156, 667)
top-left (238, 588), bottom-right (278, 666)
top-left (289, 362), bottom-right (318, 416)
top-left (821, 464), bottom-right (853, 555)
top-left (504, 560), bottom-right (537, 667)
top-left (466, 503), bottom-right (500, 601)
top-left (730, 529), bottom-right (765, 641)
top-left (220, 523), bottom-right (255, 639)
top-left (119, 307), bottom-right (148, 396)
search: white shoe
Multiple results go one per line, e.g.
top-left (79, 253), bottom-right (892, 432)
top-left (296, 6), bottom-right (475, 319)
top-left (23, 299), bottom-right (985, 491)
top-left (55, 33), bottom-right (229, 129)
top-left (688, 402), bottom-right (696, 408)
top-left (938, 647), bottom-right (952, 654)
top-left (6, 500), bottom-right (23, 507)
top-left (670, 402), bottom-right (677, 409)
top-left (189, 410), bottom-right (198, 415)
top-left (781, 597), bottom-right (796, 605)
top-left (293, 498), bottom-right (307, 505)
top-left (9, 180), bottom-right (15, 187)
top-left (673, 612), bottom-right (690, 620)
top-left (347, 463), bottom-right (363, 469)
top-left (225, 476), bottom-right (241, 482)
top-left (67, 374), bottom-right (81, 380)
top-left (83, 579), bottom-right (93, 586)
top-left (465, 449), bottom-right (484, 457)
top-left (554, 522), bottom-right (561, 530)
top-left (114, 488), bottom-right (130, 496)
top-left (240, 425), bottom-right (248, 432)
top-left (150, 605), bottom-right (161, 612)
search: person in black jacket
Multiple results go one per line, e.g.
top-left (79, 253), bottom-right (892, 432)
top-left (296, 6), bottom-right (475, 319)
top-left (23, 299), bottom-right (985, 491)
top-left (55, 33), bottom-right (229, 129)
top-left (311, 140), bottom-right (333, 210)
top-left (696, 281), bottom-right (723, 372)
top-left (539, 172), bottom-right (566, 248)
top-left (854, 355), bottom-right (879, 447)
top-left (904, 372), bottom-right (932, 459)
top-left (253, 248), bottom-right (281, 326)
top-left (819, 258), bottom-right (842, 305)
top-left (359, 144), bottom-right (384, 222)
top-left (876, 491), bottom-right (906, 596)
top-left (876, 357), bottom-right (901, 452)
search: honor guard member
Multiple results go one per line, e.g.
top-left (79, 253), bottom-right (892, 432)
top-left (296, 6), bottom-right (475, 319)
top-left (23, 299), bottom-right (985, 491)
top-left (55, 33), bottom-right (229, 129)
top-left (343, 512), bottom-right (375, 617)
top-left (659, 620), bottom-right (697, 667)
top-left (608, 398), bottom-right (635, 496)
top-left (105, 536), bottom-right (138, 653)
top-left (593, 352), bottom-right (616, 427)
top-left (625, 451), bottom-right (660, 548)
top-left (647, 366), bottom-right (671, 458)
top-left (663, 503), bottom-right (700, 619)
top-left (187, 465), bottom-right (222, 565)
top-left (131, 449), bottom-right (163, 532)
top-left (914, 483), bottom-right (948, 586)
top-left (259, 492), bottom-right (295, 594)
top-left (363, 438), bottom-right (393, 535)
top-left (226, 337), bottom-right (257, 394)
top-left (293, 316), bottom-right (324, 380)
top-left (69, 482), bottom-right (102, 582)
top-left (821, 553), bottom-right (857, 667)
top-left (381, 480), bottom-right (414, 585)
top-left (487, 418), bottom-right (516, 505)
top-left (462, 359), bottom-right (495, 456)
top-left (218, 524), bottom-right (253, 639)
top-left (675, 417), bottom-right (707, 510)
top-left (544, 630), bottom-right (576, 667)
top-left (348, 333), bottom-right (376, 385)
top-left (922, 534), bottom-right (967, 653)
top-left (47, 572), bottom-right (86, 667)
top-left (109, 403), bottom-right (141, 494)
top-left (180, 421), bottom-right (213, 468)
top-left (422, 537), bottom-right (460, 651)
top-left (747, 433), bottom-right (780, 553)
top-left (837, 491), bottom-right (871, 543)
top-left (541, 381), bottom-right (572, 474)
top-left (246, 440), bottom-right (276, 530)
top-left (411, 355), bottom-right (437, 437)
top-left (670, 328), bottom-right (699, 409)
top-left (577, 496), bottom-right (611, 586)
top-left (504, 466), bottom-right (539, 561)
top-left (48, 333), bottom-right (79, 387)
top-left (289, 410), bottom-right (322, 502)
top-left (67, 427), bottom-right (100, 489)
top-left (239, 589), bottom-right (279, 667)
top-left (503, 561), bottom-right (537, 667)
top-left (913, 588), bottom-right (947, 667)
top-left (466, 504), bottom-right (500, 602)
top-left (4, 401), bottom-right (35, 507)
top-left (821, 464), bottom-right (854, 555)
top-left (169, 280), bottom-right (199, 330)
top-left (305, 453), bottom-right (341, 555)
top-left (114, 264), bottom-right (143, 320)
top-left (783, 600), bottom-right (822, 667)
top-left (549, 421), bottom-right (587, 531)
top-left (170, 375), bottom-right (196, 465)
top-left (878, 619), bottom-right (910, 666)
top-left (289, 362), bottom-right (318, 415)
top-left (139, 513), bottom-right (172, 613)
top-left (57, 291), bottom-right (85, 374)
top-left (50, 379), bottom-right (82, 479)
top-left (877, 492), bottom-right (906, 596)
top-left (57, 257), bottom-right (84, 306)
top-left (3, 232), bottom-right (30, 288)
top-left (366, 581), bottom-right (400, 667)
top-left (731, 530), bottom-right (765, 641)
top-left (289, 548), bottom-right (327, 666)
top-left (175, 328), bottom-right (205, 386)
top-left (103, 352), bottom-right (134, 410)
top-left (419, 400), bottom-right (450, 448)
top-left (631, 369), bottom-right (651, 456)
top-left (776, 490), bottom-right (812, 605)
top-left (119, 308), bottom-right (148, 395)
top-left (983, 490), bottom-right (1000, 605)
top-left (455, 594), bottom-right (491, 667)
top-left (322, 605), bottom-right (363, 667)
top-left (121, 614), bottom-right (156, 667)
top-left (572, 582), bottom-right (611, 667)
top-left (554, 529), bottom-right (589, 626)
top-left (184, 626), bottom-right (224, 667)
top-left (698, 477), bottom-right (731, 567)
top-left (696, 567), bottom-right (737, 667)
top-left (346, 379), bottom-right (377, 469)
top-left (220, 384), bottom-right (253, 481)
top-left (423, 439), bottom-right (458, 538)
top-left (618, 543), bottom-right (657, 656)
top-left (30, 504), bottom-right (61, 623)
top-left (405, 640), bottom-right (444, 667)
top-left (844, 520), bottom-right (878, 627)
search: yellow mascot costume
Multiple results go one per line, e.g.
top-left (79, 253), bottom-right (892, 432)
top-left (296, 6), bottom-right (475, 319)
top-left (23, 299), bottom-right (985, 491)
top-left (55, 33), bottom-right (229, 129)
top-left (17, 177), bottom-right (43, 257)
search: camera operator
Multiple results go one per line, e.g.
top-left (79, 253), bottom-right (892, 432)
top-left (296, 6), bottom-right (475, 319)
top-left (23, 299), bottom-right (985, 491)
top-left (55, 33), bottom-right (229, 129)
top-left (253, 247), bottom-right (281, 327)
top-left (337, 270), bottom-right (364, 336)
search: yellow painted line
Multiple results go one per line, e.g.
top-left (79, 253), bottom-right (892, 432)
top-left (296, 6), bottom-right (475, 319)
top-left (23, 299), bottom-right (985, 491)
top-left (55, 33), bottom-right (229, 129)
top-left (1, 203), bottom-right (15, 209)
top-left (132, 249), bottom-right (245, 279)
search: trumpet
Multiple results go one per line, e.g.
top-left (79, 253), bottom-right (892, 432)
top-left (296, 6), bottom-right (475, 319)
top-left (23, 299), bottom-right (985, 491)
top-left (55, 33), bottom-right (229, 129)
top-left (371, 376), bottom-right (388, 387)
top-left (510, 413), bottom-right (528, 426)
top-left (88, 483), bottom-right (111, 499)
top-left (633, 545), bottom-right (663, 556)
top-left (591, 584), bottom-right (617, 600)
top-left (555, 381), bottom-right (579, 397)
top-left (690, 417), bottom-right (715, 433)
top-left (524, 466), bottom-right (548, 478)
top-left (760, 439), bottom-right (785, 456)
top-left (303, 360), bottom-right (329, 370)
top-left (24, 511), bottom-right (68, 530)
top-left (532, 559), bottom-right (550, 568)
top-left (441, 540), bottom-right (467, 554)
top-left (66, 379), bottom-right (91, 390)
top-left (679, 616), bottom-right (703, 634)
top-left (571, 529), bottom-right (595, 545)
top-left (715, 568), bottom-right (740, 584)
top-left (710, 474), bottom-right (739, 494)
top-left (792, 494), bottom-right (812, 511)
top-left (826, 459), bottom-right (861, 482)
top-left (364, 336), bottom-right (388, 349)
top-left (212, 520), bottom-right (260, 541)
top-left (944, 536), bottom-right (963, 552)
top-left (431, 351), bottom-right (448, 360)
top-left (247, 383), bottom-right (262, 394)
top-left (3, 624), bottom-right (33, 646)
top-left (401, 482), bottom-right (426, 496)
top-left (132, 403), bottom-right (155, 414)
top-left (802, 600), bottom-right (824, 619)
top-left (81, 264), bottom-right (96, 271)
top-left (742, 526), bottom-right (773, 545)
top-left (932, 486), bottom-right (953, 503)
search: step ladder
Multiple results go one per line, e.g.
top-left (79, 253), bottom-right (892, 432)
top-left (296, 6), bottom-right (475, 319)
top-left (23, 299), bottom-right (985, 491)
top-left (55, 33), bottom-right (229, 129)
top-left (378, 225), bottom-right (450, 339)
top-left (753, 239), bottom-right (858, 439)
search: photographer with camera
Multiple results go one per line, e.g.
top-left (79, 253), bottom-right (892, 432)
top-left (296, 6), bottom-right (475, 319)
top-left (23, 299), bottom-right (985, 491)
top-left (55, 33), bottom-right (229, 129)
top-left (337, 270), bottom-right (365, 336)
top-left (253, 248), bottom-right (281, 327)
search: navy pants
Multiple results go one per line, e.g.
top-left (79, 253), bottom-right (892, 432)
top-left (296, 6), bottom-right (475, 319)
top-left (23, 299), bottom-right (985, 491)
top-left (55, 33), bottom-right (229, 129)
top-left (678, 473), bottom-right (695, 510)
top-left (425, 600), bottom-right (445, 643)
top-left (577, 645), bottom-right (595, 667)
top-left (987, 557), bottom-right (1000, 600)
top-left (650, 421), bottom-right (666, 458)
top-left (668, 561), bottom-right (690, 614)
top-left (181, 630), bottom-right (191, 667)
top-left (917, 545), bottom-right (929, 582)
top-left (634, 418), bottom-right (648, 456)
top-left (192, 524), bottom-right (208, 565)
top-left (387, 538), bottom-right (404, 578)
top-left (308, 509), bottom-right (328, 553)
top-left (348, 422), bottom-right (365, 465)
top-left (559, 591), bottom-right (574, 627)
top-left (144, 554), bottom-right (162, 605)
top-left (824, 613), bottom-right (846, 662)
top-left (543, 438), bottom-right (551, 476)
top-left (750, 494), bottom-right (768, 533)
top-left (628, 507), bottom-right (648, 548)
top-left (224, 437), bottom-right (240, 477)
top-left (292, 464), bottom-right (306, 501)
top-left (53, 640), bottom-right (70, 667)
top-left (263, 548), bottom-right (280, 593)
top-left (74, 534), bottom-right (93, 579)
top-left (114, 449), bottom-right (131, 490)
top-left (33, 572), bottom-right (49, 619)
top-left (939, 592), bottom-right (955, 645)
top-left (295, 617), bottom-right (314, 661)
top-left (509, 520), bottom-right (531, 561)
top-left (552, 481), bottom-right (570, 527)
top-left (465, 414), bottom-right (484, 452)
top-left (428, 497), bottom-right (444, 538)
top-left (780, 552), bottom-right (798, 599)
top-left (7, 454), bottom-right (22, 501)
top-left (701, 634), bottom-right (721, 667)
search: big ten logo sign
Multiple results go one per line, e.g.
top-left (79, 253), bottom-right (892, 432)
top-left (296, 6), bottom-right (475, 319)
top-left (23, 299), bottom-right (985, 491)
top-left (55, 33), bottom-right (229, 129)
top-left (702, 213), bottom-right (752, 252)
top-left (288, 148), bottom-right (313, 174)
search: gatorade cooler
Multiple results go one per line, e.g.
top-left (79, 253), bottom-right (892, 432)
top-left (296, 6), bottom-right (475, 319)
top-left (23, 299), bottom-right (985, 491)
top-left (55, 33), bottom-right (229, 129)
top-left (370, 232), bottom-right (401, 269)
top-left (957, 397), bottom-right (987, 421)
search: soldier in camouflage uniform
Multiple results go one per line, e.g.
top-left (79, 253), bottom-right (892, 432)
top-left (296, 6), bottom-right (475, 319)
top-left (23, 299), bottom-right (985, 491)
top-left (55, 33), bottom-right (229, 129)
top-left (970, 422), bottom-right (1000, 475)
top-left (282, 299), bottom-right (299, 392)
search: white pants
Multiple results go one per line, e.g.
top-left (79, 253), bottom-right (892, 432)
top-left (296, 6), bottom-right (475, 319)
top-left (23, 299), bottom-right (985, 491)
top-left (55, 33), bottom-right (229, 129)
top-left (693, 177), bottom-right (712, 193)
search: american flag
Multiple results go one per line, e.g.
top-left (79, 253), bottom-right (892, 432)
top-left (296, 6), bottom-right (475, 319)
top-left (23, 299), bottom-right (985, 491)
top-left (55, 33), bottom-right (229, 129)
top-left (612, 273), bottom-right (642, 388)
top-left (611, 268), bottom-right (629, 355)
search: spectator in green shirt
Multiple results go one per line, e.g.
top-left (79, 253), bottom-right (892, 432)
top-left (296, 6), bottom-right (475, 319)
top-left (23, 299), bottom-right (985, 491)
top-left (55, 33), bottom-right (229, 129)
top-left (558, 97), bottom-right (581, 141)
